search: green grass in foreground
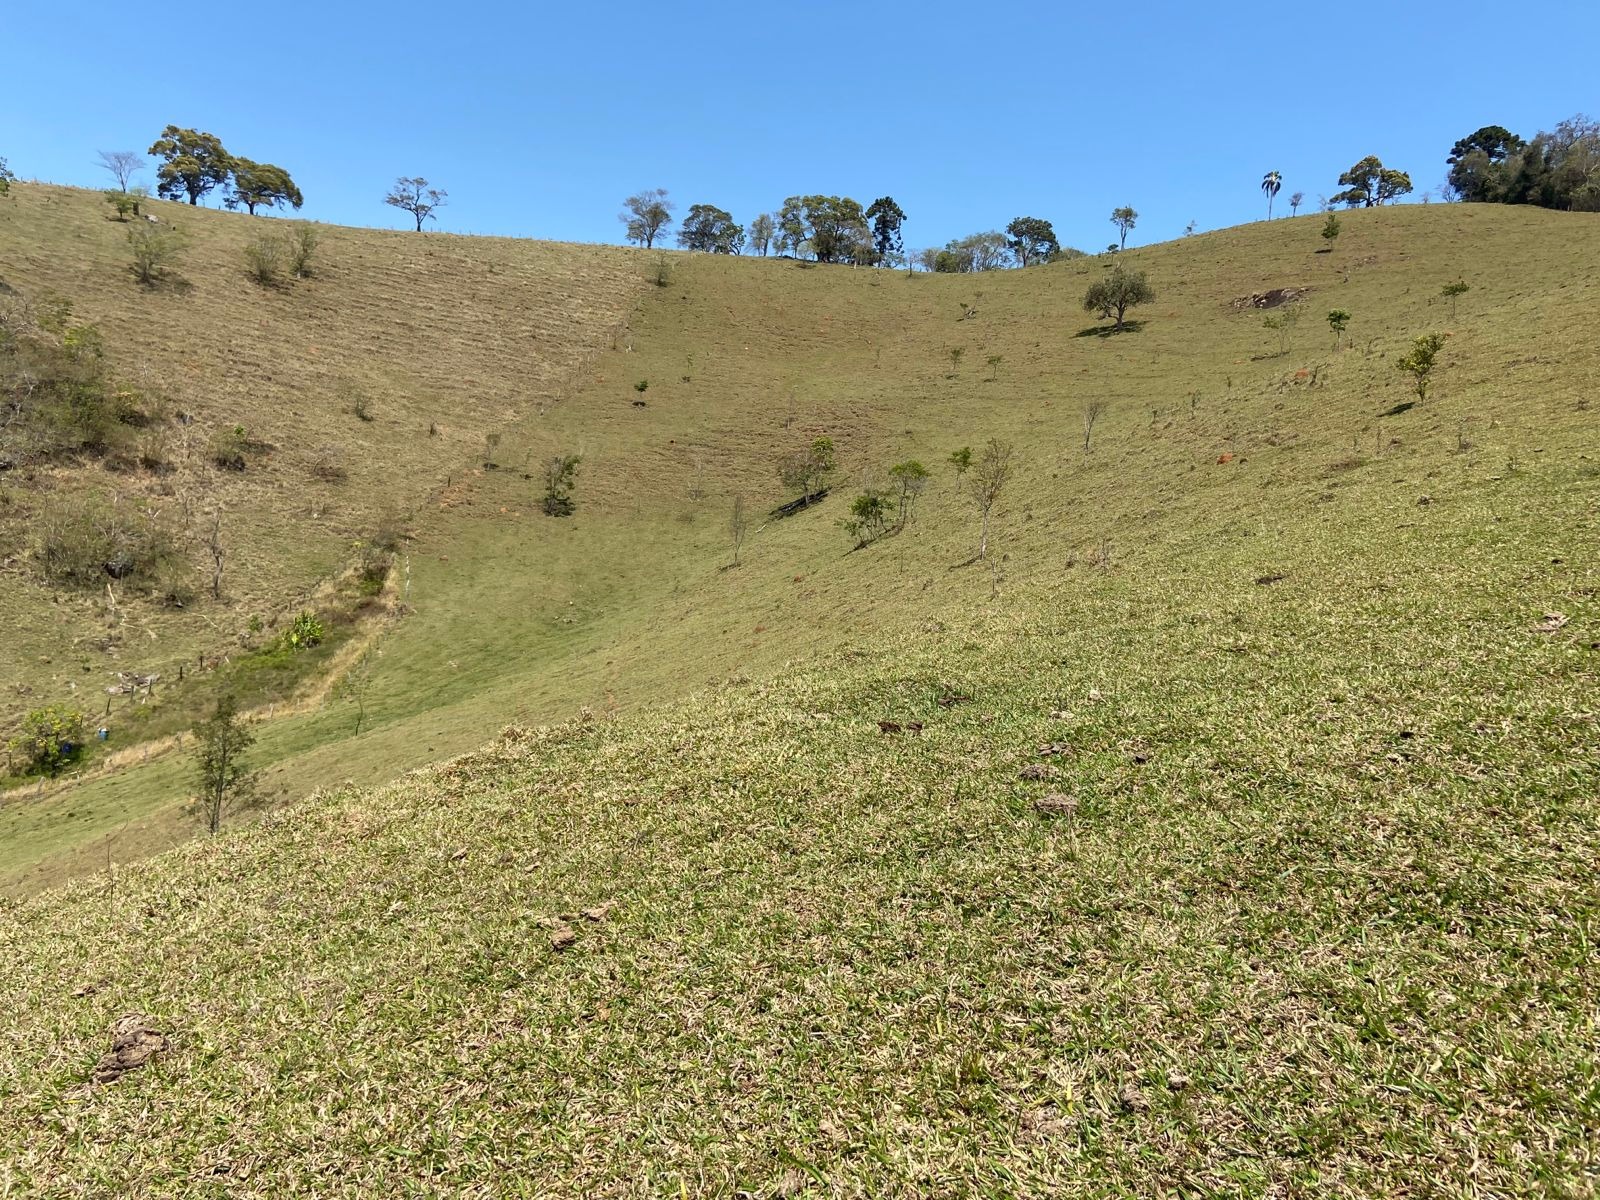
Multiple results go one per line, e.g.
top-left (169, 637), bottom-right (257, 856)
top-left (1, 479), bottom-right (1595, 1195)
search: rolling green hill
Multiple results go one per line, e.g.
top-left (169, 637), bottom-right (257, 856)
top-left (0, 190), bottom-right (1596, 1193)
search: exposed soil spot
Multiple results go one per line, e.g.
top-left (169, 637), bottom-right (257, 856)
top-left (1533, 612), bottom-right (1569, 633)
top-left (1232, 287), bottom-right (1311, 311)
top-left (1018, 763), bottom-right (1059, 782)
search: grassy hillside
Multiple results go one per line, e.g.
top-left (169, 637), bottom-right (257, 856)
top-left (0, 193), bottom-right (1596, 1191)
top-left (3, 193), bottom-right (1598, 899)
top-left (2, 496), bottom-right (1595, 1194)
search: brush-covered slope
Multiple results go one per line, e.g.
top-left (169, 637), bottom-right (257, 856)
top-left (5, 199), bottom-right (1598, 896)
top-left (0, 203), bottom-right (1597, 1193)
top-left (0, 184), bottom-right (646, 760)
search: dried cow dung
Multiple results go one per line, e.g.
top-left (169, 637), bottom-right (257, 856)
top-left (1033, 793), bottom-right (1080, 816)
top-left (92, 1013), bottom-right (170, 1084)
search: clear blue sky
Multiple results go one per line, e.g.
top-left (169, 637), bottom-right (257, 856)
top-left (5, 0), bottom-right (1598, 252)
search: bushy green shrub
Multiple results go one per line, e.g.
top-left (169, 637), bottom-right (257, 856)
top-left (8, 705), bottom-right (88, 776)
top-left (541, 454), bottom-right (581, 517)
top-left (842, 488), bottom-right (895, 546)
top-left (355, 543), bottom-right (390, 596)
top-left (282, 611), bottom-right (325, 651)
top-left (243, 234), bottom-right (285, 285)
top-left (210, 424), bottom-right (249, 470)
top-left (0, 308), bottom-right (135, 461)
top-left (128, 224), bottom-right (183, 285)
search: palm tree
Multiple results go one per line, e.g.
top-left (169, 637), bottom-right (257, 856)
top-left (1262, 170), bottom-right (1283, 219)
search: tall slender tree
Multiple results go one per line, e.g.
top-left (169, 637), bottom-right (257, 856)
top-left (865, 196), bottom-right (906, 266)
top-left (1262, 170), bottom-right (1283, 218)
top-left (746, 213), bottom-right (775, 256)
top-left (1110, 205), bottom-right (1138, 249)
top-left (97, 150), bottom-right (144, 192)
top-left (191, 695), bottom-right (256, 836)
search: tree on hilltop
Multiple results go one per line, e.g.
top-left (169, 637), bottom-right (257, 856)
top-left (227, 160), bottom-right (303, 216)
top-left (149, 126), bottom-right (233, 205)
top-left (865, 196), bottom-right (906, 266)
top-left (936, 231), bottom-right (1009, 272)
top-left (1110, 205), bottom-right (1138, 249)
top-left (1006, 216), bottom-right (1059, 267)
top-left (677, 204), bottom-right (743, 253)
top-left (0, 158), bottom-right (13, 197)
top-left (386, 177), bottom-right (447, 231)
top-left (97, 150), bottom-right (143, 192)
top-left (621, 189), bottom-right (674, 248)
top-left (746, 213), bottom-right (775, 256)
top-left (777, 195), bottom-right (872, 264)
top-left (1446, 125), bottom-right (1525, 203)
top-left (1332, 156), bottom-right (1412, 207)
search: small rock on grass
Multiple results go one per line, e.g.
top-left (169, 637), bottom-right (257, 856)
top-left (550, 923), bottom-right (578, 951)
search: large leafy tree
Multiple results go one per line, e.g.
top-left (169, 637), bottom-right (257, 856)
top-left (385, 177), bottom-right (447, 230)
top-left (1331, 156), bottom-right (1413, 207)
top-left (227, 160), bottom-right (303, 215)
top-left (864, 196), bottom-right (906, 265)
top-left (1083, 264), bottom-right (1155, 331)
top-left (1005, 216), bottom-right (1059, 267)
top-left (777, 195), bottom-right (871, 263)
top-left (1261, 170), bottom-right (1282, 218)
top-left (774, 198), bottom-right (807, 256)
top-left (677, 204), bottom-right (743, 253)
top-left (620, 188), bottom-right (674, 248)
top-left (1446, 125), bottom-right (1525, 203)
top-left (149, 126), bottom-right (233, 205)
top-left (1110, 205), bottom-right (1138, 249)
